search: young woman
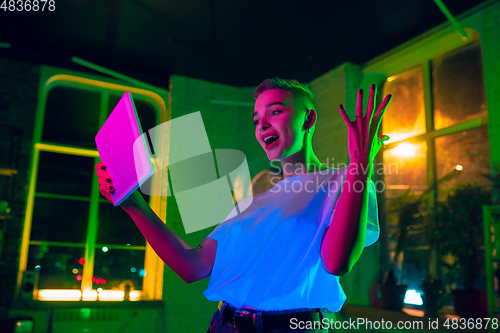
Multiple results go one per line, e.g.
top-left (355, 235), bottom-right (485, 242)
top-left (95, 78), bottom-right (391, 332)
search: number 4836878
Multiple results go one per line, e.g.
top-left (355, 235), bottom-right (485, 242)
top-left (1, 0), bottom-right (55, 11)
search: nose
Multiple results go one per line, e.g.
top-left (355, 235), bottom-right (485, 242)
top-left (258, 118), bottom-right (271, 132)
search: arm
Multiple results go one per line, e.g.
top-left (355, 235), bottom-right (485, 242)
top-left (96, 163), bottom-right (216, 283)
top-left (121, 191), bottom-right (217, 283)
top-left (321, 157), bottom-right (372, 276)
top-left (321, 85), bottom-right (391, 276)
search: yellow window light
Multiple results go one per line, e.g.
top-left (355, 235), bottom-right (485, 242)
top-left (98, 290), bottom-right (124, 301)
top-left (82, 290), bottom-right (98, 301)
top-left (392, 142), bottom-right (418, 158)
top-left (38, 290), bottom-right (82, 301)
top-left (130, 290), bottom-right (141, 301)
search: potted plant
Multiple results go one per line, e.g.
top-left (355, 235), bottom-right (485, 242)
top-left (433, 182), bottom-right (492, 318)
top-left (379, 188), bottom-right (418, 311)
top-left (420, 276), bottom-right (444, 317)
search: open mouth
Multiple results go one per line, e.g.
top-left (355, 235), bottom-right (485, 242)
top-left (263, 135), bottom-right (280, 149)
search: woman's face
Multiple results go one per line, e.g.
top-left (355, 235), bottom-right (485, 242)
top-left (253, 88), bottom-right (306, 161)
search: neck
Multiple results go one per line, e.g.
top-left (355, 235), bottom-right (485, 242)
top-left (280, 138), bottom-right (327, 179)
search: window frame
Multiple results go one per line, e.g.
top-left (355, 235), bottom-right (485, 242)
top-left (360, 27), bottom-right (488, 281)
top-left (17, 66), bottom-right (170, 301)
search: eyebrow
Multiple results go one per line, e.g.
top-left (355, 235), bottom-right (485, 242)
top-left (253, 102), bottom-right (286, 117)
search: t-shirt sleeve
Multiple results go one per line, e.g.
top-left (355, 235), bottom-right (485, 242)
top-left (365, 179), bottom-right (380, 247)
top-left (205, 197), bottom-right (251, 242)
top-left (205, 211), bottom-right (233, 242)
top-left (206, 221), bottom-right (226, 242)
top-left (329, 179), bottom-right (379, 247)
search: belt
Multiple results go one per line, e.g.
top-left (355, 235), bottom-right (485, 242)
top-left (221, 302), bottom-right (325, 332)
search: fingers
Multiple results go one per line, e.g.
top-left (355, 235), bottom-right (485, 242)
top-left (98, 177), bottom-right (115, 193)
top-left (338, 105), bottom-right (351, 126)
top-left (95, 163), bottom-right (111, 178)
top-left (369, 94), bottom-right (392, 149)
top-left (355, 89), bottom-right (365, 145)
top-left (369, 94), bottom-right (391, 139)
top-left (355, 89), bottom-right (364, 118)
top-left (367, 84), bottom-right (376, 124)
top-left (95, 162), bottom-right (114, 200)
top-left (370, 109), bottom-right (389, 147)
top-left (100, 184), bottom-right (114, 201)
top-left (100, 184), bottom-right (108, 195)
top-left (378, 135), bottom-right (390, 147)
top-left (377, 95), bottom-right (392, 126)
top-left (96, 168), bottom-right (110, 178)
top-left (378, 134), bottom-right (390, 142)
top-left (95, 162), bottom-right (107, 171)
top-left (100, 184), bottom-right (113, 198)
top-left (374, 94), bottom-right (392, 119)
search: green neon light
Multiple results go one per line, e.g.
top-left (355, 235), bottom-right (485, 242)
top-left (72, 57), bottom-right (168, 96)
top-left (433, 0), bottom-right (468, 40)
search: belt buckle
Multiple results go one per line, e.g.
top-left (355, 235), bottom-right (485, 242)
top-left (233, 309), bottom-right (254, 331)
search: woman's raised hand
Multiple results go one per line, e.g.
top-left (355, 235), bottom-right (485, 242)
top-left (95, 162), bottom-right (115, 203)
top-left (338, 84), bottom-right (392, 163)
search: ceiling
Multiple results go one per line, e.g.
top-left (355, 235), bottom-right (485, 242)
top-left (0, 0), bottom-right (491, 89)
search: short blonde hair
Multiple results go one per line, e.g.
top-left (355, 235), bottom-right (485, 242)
top-left (253, 78), bottom-right (317, 112)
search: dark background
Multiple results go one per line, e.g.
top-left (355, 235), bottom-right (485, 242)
top-left (0, 0), bottom-right (489, 87)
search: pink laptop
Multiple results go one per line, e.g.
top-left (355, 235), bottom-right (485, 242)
top-left (95, 92), bottom-right (154, 206)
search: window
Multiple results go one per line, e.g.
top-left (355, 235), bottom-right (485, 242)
top-left (19, 71), bottom-right (167, 301)
top-left (380, 40), bottom-right (490, 300)
top-left (432, 43), bottom-right (487, 130)
top-left (382, 66), bottom-right (426, 143)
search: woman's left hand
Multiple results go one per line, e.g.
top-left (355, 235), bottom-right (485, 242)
top-left (339, 84), bottom-right (392, 163)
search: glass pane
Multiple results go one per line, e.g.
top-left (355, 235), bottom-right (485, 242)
top-left (93, 249), bottom-right (145, 290)
top-left (31, 197), bottom-right (89, 243)
top-left (27, 244), bottom-right (85, 289)
top-left (383, 141), bottom-right (428, 199)
top-left (36, 151), bottom-right (94, 197)
top-left (435, 127), bottom-right (491, 201)
top-left (42, 87), bottom-right (101, 148)
top-left (96, 202), bottom-right (146, 246)
top-left (383, 141), bottom-right (427, 258)
top-left (108, 95), bottom-right (157, 133)
top-left (382, 66), bottom-right (425, 143)
top-left (401, 249), bottom-right (430, 294)
top-left (433, 42), bottom-right (487, 130)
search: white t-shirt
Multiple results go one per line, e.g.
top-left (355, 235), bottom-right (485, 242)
top-left (203, 166), bottom-right (379, 312)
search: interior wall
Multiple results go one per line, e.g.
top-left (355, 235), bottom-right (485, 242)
top-left (164, 75), bottom-right (259, 332)
top-left (481, 2), bottom-right (500, 203)
top-left (309, 63), bottom-right (349, 167)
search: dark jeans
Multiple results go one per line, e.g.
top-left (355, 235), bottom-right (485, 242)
top-left (206, 303), bottom-right (334, 333)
